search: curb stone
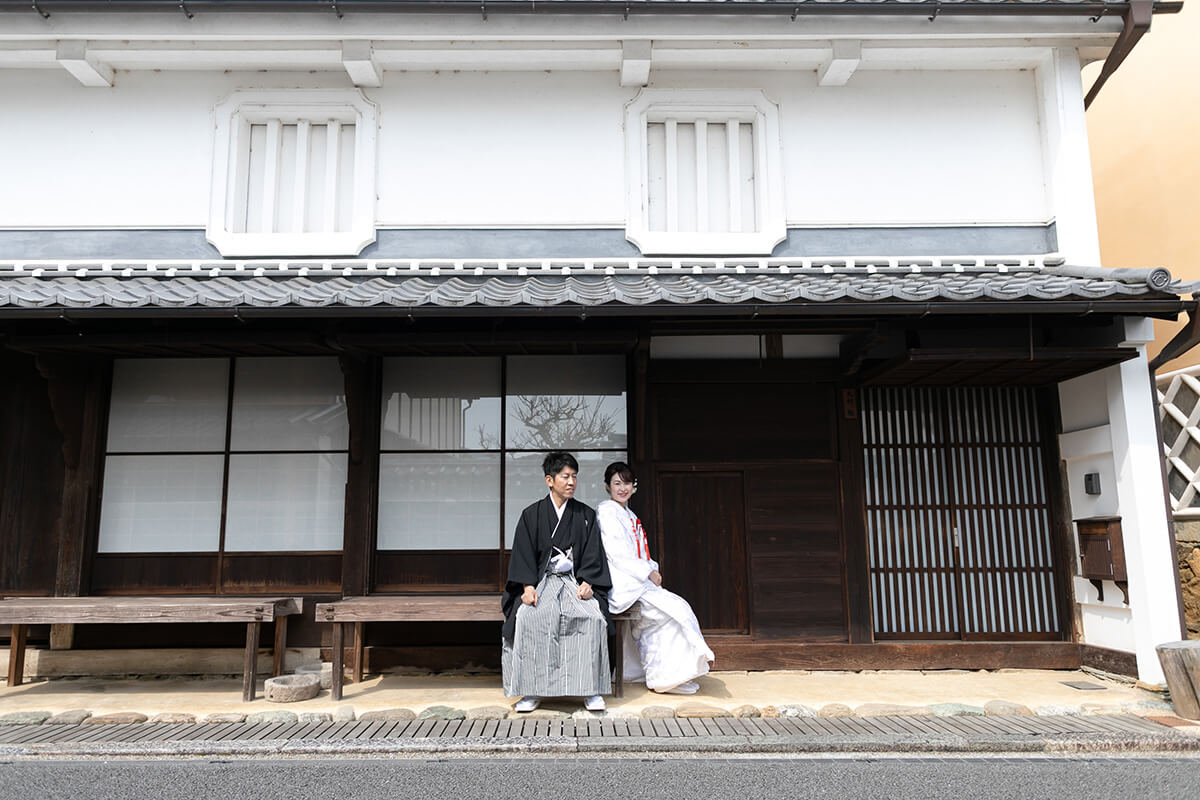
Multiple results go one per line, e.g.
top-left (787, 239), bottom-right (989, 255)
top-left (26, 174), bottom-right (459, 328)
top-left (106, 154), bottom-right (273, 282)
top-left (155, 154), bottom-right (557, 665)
top-left (358, 708), bottom-right (414, 722)
top-left (246, 711), bottom-right (297, 726)
top-left (640, 705), bottom-right (675, 719)
top-left (854, 704), bottom-right (933, 717)
top-left (47, 710), bottom-right (92, 725)
top-left (418, 705), bottom-right (466, 720)
top-left (818, 704), bottom-right (854, 718)
top-left (85, 712), bottom-right (148, 724)
top-left (929, 703), bottom-right (985, 717)
top-left (0, 711), bottom-right (51, 725)
top-left (777, 704), bottom-right (818, 718)
top-left (202, 712), bottom-right (246, 724)
top-left (984, 700), bottom-right (1033, 716)
top-left (149, 713), bottom-right (195, 724)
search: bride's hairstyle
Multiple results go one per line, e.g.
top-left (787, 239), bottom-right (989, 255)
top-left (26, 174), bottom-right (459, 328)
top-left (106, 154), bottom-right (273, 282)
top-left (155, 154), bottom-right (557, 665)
top-left (604, 461), bottom-right (637, 488)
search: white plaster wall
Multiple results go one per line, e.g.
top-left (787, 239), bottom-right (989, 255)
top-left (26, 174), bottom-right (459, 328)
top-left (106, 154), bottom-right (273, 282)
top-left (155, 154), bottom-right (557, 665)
top-left (1058, 319), bottom-right (1185, 683)
top-left (0, 67), bottom-right (1048, 230)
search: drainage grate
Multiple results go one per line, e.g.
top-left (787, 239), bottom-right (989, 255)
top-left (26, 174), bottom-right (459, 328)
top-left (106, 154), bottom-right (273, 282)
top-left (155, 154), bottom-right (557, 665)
top-left (0, 714), bottom-right (1175, 746)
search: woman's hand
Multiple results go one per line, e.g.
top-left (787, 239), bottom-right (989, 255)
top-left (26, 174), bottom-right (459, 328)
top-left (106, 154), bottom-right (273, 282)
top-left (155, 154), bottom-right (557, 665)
top-left (649, 570), bottom-right (662, 587)
top-left (577, 581), bottom-right (594, 601)
top-left (521, 585), bottom-right (538, 606)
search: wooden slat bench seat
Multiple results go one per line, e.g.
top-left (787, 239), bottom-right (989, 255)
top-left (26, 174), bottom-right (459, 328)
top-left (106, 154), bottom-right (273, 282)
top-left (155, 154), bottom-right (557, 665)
top-left (315, 595), bottom-right (641, 702)
top-left (1, 596), bottom-right (303, 702)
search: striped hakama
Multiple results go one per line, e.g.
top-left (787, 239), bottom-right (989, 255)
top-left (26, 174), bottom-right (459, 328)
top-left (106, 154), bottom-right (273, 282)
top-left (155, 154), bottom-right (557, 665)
top-left (502, 571), bottom-right (612, 698)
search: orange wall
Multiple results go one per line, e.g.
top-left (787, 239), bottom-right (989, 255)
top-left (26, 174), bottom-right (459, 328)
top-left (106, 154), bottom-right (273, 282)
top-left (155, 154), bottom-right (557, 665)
top-left (1087, 4), bottom-right (1200, 370)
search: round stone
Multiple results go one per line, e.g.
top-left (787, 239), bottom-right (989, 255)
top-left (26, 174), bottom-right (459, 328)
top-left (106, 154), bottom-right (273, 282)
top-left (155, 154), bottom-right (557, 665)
top-left (818, 703), bottom-right (854, 718)
top-left (296, 662), bottom-right (334, 690)
top-left (47, 709), bottom-right (93, 725)
top-left (466, 705), bottom-right (511, 720)
top-left (264, 673), bottom-right (321, 703)
top-left (419, 705), bottom-right (466, 720)
top-left (640, 705), bottom-right (676, 719)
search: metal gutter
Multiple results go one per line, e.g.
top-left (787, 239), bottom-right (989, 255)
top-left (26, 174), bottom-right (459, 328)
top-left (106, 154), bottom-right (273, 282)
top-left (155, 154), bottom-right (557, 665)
top-left (1084, 0), bottom-right (1155, 109)
top-left (0, 0), bottom-right (1185, 18)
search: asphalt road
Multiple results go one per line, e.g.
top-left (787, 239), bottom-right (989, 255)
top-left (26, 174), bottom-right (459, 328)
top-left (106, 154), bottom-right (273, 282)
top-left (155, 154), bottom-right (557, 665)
top-left (3, 755), bottom-right (1199, 800)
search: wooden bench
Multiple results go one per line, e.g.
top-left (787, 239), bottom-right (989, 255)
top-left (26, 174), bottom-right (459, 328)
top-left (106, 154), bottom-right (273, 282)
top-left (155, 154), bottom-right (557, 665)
top-left (1, 596), bottom-right (303, 702)
top-left (315, 595), bottom-right (641, 702)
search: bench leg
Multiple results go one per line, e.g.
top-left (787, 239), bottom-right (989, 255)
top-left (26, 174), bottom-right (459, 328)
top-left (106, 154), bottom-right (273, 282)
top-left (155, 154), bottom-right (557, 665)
top-left (331, 622), bottom-right (344, 702)
top-left (7, 624), bottom-right (27, 687)
top-left (352, 622), bottom-right (364, 684)
top-left (272, 616), bottom-right (288, 677)
top-left (243, 621), bottom-right (261, 702)
top-left (613, 619), bottom-right (625, 699)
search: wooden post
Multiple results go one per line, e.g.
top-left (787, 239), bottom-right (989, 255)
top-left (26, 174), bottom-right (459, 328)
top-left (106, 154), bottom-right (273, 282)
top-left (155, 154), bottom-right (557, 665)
top-left (36, 356), bottom-right (111, 600)
top-left (272, 616), bottom-right (288, 677)
top-left (338, 353), bottom-right (381, 598)
top-left (331, 621), bottom-right (344, 702)
top-left (1156, 641), bottom-right (1200, 720)
top-left (352, 621), bottom-right (365, 683)
top-left (7, 624), bottom-right (27, 687)
top-left (838, 385), bottom-right (874, 644)
top-left (243, 620), bottom-right (260, 702)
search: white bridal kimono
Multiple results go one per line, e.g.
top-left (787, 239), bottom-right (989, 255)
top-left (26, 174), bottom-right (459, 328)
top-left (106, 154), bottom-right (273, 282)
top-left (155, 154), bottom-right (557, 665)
top-left (596, 499), bottom-right (714, 692)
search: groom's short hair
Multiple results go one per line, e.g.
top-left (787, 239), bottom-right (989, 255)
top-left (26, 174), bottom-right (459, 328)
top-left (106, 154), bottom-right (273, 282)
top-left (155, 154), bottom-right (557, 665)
top-left (542, 451), bottom-right (579, 477)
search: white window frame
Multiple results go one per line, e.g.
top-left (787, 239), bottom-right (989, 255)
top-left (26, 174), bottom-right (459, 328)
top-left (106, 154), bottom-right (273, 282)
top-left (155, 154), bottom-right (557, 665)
top-left (624, 88), bottom-right (786, 256)
top-left (208, 89), bottom-right (378, 257)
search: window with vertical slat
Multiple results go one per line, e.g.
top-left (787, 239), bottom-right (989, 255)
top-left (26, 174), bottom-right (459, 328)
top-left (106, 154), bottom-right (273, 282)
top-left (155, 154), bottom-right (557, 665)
top-left (209, 90), bottom-right (377, 257)
top-left (626, 89), bottom-right (785, 256)
top-left (861, 386), bottom-right (1063, 640)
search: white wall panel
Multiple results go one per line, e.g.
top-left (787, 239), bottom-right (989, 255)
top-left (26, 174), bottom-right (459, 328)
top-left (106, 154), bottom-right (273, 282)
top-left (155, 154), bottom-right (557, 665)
top-left (0, 67), bottom-right (1049, 230)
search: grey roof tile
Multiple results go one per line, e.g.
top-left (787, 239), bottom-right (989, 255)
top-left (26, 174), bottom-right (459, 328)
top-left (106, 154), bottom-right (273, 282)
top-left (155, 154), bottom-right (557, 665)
top-left (0, 259), bottom-right (1191, 313)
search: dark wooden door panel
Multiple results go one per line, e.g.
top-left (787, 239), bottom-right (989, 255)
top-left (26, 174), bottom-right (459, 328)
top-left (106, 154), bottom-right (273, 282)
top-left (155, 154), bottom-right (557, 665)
top-left (747, 464), bottom-right (848, 641)
top-left (655, 470), bottom-right (748, 634)
top-left (652, 383), bottom-right (837, 462)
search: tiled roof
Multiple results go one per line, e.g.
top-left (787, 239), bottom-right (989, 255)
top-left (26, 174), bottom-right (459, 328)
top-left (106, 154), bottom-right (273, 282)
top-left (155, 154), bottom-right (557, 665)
top-left (0, 258), bottom-right (1190, 314)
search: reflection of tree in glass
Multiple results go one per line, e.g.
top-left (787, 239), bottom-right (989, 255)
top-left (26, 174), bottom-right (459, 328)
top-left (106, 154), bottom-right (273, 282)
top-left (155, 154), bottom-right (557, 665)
top-left (477, 395), bottom-right (618, 450)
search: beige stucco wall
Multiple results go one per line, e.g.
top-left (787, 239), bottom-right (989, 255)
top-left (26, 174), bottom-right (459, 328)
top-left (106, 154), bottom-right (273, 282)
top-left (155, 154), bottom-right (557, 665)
top-left (1087, 4), bottom-right (1200, 370)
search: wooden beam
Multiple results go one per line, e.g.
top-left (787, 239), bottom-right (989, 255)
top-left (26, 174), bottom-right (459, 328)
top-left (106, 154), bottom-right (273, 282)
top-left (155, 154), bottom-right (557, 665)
top-left (342, 40), bottom-right (382, 88)
top-left (1079, 643), bottom-right (1139, 678)
top-left (620, 40), bottom-right (652, 88)
top-left (707, 640), bottom-right (1081, 671)
top-left (56, 40), bottom-right (114, 88)
top-left (1150, 309), bottom-right (1200, 371)
top-left (817, 40), bottom-right (861, 87)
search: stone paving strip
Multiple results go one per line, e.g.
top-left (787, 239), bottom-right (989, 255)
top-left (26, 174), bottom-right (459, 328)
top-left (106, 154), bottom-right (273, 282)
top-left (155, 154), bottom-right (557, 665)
top-left (1, 708), bottom-right (1197, 757)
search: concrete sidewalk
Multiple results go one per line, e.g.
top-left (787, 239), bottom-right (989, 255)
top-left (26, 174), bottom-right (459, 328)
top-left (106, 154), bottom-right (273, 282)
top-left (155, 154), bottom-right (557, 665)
top-left (0, 667), bottom-right (1182, 721)
top-left (2, 667), bottom-right (1200, 757)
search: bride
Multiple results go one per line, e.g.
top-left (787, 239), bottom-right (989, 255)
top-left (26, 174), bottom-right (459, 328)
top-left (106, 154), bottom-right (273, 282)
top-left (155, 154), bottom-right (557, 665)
top-left (596, 461), bottom-right (714, 694)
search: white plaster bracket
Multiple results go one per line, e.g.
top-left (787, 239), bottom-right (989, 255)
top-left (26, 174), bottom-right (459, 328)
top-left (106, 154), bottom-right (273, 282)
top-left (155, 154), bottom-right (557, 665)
top-left (817, 40), bottom-right (862, 88)
top-left (342, 41), bottom-right (382, 88)
top-left (620, 40), bottom-right (653, 88)
top-left (55, 41), bottom-right (114, 88)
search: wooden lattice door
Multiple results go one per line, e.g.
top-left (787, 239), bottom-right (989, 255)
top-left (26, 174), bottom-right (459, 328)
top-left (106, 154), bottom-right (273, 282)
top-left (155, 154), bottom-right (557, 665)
top-left (861, 386), bottom-right (1063, 640)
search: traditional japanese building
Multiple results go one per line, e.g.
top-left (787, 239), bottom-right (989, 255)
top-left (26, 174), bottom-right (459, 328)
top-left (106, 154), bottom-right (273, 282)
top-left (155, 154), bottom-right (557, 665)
top-left (0, 0), bottom-right (1191, 684)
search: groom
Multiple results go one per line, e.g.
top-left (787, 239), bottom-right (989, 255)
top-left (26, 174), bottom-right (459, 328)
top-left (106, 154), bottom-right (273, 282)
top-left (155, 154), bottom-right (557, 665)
top-left (501, 452), bottom-right (614, 712)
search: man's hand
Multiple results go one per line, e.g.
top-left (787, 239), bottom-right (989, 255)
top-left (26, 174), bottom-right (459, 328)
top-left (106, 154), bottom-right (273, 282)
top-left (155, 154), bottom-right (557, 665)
top-left (649, 570), bottom-right (662, 587)
top-left (522, 585), bottom-right (538, 606)
top-left (577, 581), bottom-right (594, 601)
